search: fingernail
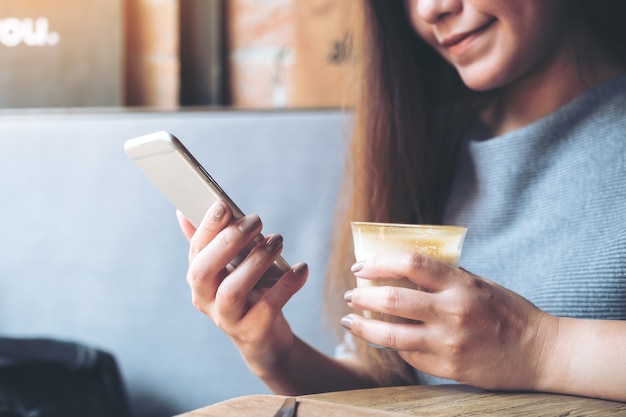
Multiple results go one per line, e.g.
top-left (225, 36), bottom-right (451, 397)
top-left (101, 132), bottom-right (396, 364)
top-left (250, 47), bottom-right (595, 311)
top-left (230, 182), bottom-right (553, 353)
top-left (344, 290), bottom-right (353, 303)
top-left (351, 262), bottom-right (364, 273)
top-left (266, 234), bottom-right (283, 254)
top-left (292, 262), bottom-right (308, 276)
top-left (238, 214), bottom-right (261, 233)
top-left (340, 316), bottom-right (353, 330)
top-left (209, 201), bottom-right (226, 222)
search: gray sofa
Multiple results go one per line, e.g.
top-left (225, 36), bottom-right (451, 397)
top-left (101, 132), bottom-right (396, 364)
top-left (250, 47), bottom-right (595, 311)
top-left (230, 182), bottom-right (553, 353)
top-left (0, 109), bottom-right (350, 416)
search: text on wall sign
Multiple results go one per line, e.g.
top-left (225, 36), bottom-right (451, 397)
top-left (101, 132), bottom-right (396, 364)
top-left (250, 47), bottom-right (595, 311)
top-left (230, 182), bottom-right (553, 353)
top-left (0, 17), bottom-right (60, 47)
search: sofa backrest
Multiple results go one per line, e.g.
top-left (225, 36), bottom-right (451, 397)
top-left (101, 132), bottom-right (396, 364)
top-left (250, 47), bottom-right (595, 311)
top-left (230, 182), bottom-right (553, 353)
top-left (0, 109), bottom-right (350, 416)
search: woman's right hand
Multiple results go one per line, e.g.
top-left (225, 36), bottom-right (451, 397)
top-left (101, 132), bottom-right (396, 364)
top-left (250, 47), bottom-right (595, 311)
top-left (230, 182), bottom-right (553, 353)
top-left (176, 200), bottom-right (309, 377)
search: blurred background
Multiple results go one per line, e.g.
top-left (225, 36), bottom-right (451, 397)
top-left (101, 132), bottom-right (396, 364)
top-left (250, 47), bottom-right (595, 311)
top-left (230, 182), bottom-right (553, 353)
top-left (0, 1), bottom-right (356, 416)
top-left (1, 0), bottom-right (359, 110)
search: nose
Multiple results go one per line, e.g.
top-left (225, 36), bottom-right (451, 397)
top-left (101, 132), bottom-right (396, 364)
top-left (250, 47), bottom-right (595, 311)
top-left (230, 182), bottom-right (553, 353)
top-left (414, 0), bottom-right (463, 23)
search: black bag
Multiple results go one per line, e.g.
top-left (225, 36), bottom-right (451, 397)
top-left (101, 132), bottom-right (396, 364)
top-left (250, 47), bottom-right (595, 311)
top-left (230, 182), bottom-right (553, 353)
top-left (0, 337), bottom-right (131, 417)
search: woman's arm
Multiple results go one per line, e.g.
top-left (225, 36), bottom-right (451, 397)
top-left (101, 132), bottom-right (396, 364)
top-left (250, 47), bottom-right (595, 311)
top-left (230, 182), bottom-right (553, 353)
top-left (343, 251), bottom-right (626, 402)
top-left (177, 202), bottom-right (379, 395)
top-left (256, 336), bottom-right (379, 395)
top-left (537, 317), bottom-right (626, 401)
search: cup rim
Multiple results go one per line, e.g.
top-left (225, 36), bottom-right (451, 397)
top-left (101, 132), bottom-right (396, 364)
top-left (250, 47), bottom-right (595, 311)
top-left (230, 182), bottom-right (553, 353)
top-left (350, 221), bottom-right (467, 232)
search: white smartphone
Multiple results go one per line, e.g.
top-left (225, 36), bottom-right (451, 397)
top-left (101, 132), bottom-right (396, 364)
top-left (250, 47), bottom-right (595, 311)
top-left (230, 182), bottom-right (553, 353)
top-left (124, 131), bottom-right (290, 287)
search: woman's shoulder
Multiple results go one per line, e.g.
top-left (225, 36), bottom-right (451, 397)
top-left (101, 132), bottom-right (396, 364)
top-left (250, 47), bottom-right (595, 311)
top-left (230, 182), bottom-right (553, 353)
top-left (559, 72), bottom-right (626, 131)
top-left (542, 72), bottom-right (626, 129)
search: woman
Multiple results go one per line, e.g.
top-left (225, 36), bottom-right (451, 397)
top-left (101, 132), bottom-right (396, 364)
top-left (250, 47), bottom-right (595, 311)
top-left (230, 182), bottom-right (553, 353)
top-left (177, 0), bottom-right (626, 401)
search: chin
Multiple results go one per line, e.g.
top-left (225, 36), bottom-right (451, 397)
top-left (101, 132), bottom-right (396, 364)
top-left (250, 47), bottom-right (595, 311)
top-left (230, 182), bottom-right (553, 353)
top-left (457, 71), bottom-right (503, 91)
top-left (455, 61), bottom-right (515, 92)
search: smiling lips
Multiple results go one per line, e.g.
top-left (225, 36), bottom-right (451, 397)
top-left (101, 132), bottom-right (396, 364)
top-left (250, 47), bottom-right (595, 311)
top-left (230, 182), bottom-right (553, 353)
top-left (440, 18), bottom-right (496, 49)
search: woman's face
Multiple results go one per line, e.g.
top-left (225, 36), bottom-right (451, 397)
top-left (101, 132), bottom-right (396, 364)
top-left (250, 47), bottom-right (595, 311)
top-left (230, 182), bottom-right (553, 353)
top-left (407, 0), bottom-right (569, 91)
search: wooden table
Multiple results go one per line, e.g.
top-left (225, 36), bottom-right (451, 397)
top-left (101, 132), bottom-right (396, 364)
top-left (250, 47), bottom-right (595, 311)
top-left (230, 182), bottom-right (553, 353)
top-left (177, 384), bottom-right (626, 416)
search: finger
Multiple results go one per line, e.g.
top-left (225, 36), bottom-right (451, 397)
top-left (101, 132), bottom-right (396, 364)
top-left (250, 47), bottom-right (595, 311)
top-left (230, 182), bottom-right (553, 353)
top-left (187, 213), bottom-right (262, 302)
top-left (250, 263), bottom-right (309, 319)
top-left (346, 285), bottom-right (437, 323)
top-left (189, 267), bottom-right (229, 317)
top-left (352, 251), bottom-right (461, 292)
top-left (214, 233), bottom-right (286, 318)
top-left (340, 313), bottom-right (431, 351)
top-left (176, 210), bottom-right (196, 241)
top-left (188, 200), bottom-right (232, 262)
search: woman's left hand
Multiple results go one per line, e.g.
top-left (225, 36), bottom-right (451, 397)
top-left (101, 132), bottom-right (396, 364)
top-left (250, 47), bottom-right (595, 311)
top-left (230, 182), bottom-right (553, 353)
top-left (342, 251), bottom-right (558, 391)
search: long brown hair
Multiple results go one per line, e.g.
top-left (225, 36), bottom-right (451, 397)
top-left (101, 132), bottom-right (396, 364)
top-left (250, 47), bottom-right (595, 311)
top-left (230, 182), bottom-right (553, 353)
top-left (325, 0), bottom-right (626, 387)
top-left (326, 0), bottom-right (473, 386)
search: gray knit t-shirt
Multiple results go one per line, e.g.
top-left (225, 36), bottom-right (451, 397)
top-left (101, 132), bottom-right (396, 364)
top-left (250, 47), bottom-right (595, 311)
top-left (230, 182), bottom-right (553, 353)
top-left (443, 74), bottom-right (626, 320)
top-left (416, 74), bottom-right (626, 385)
